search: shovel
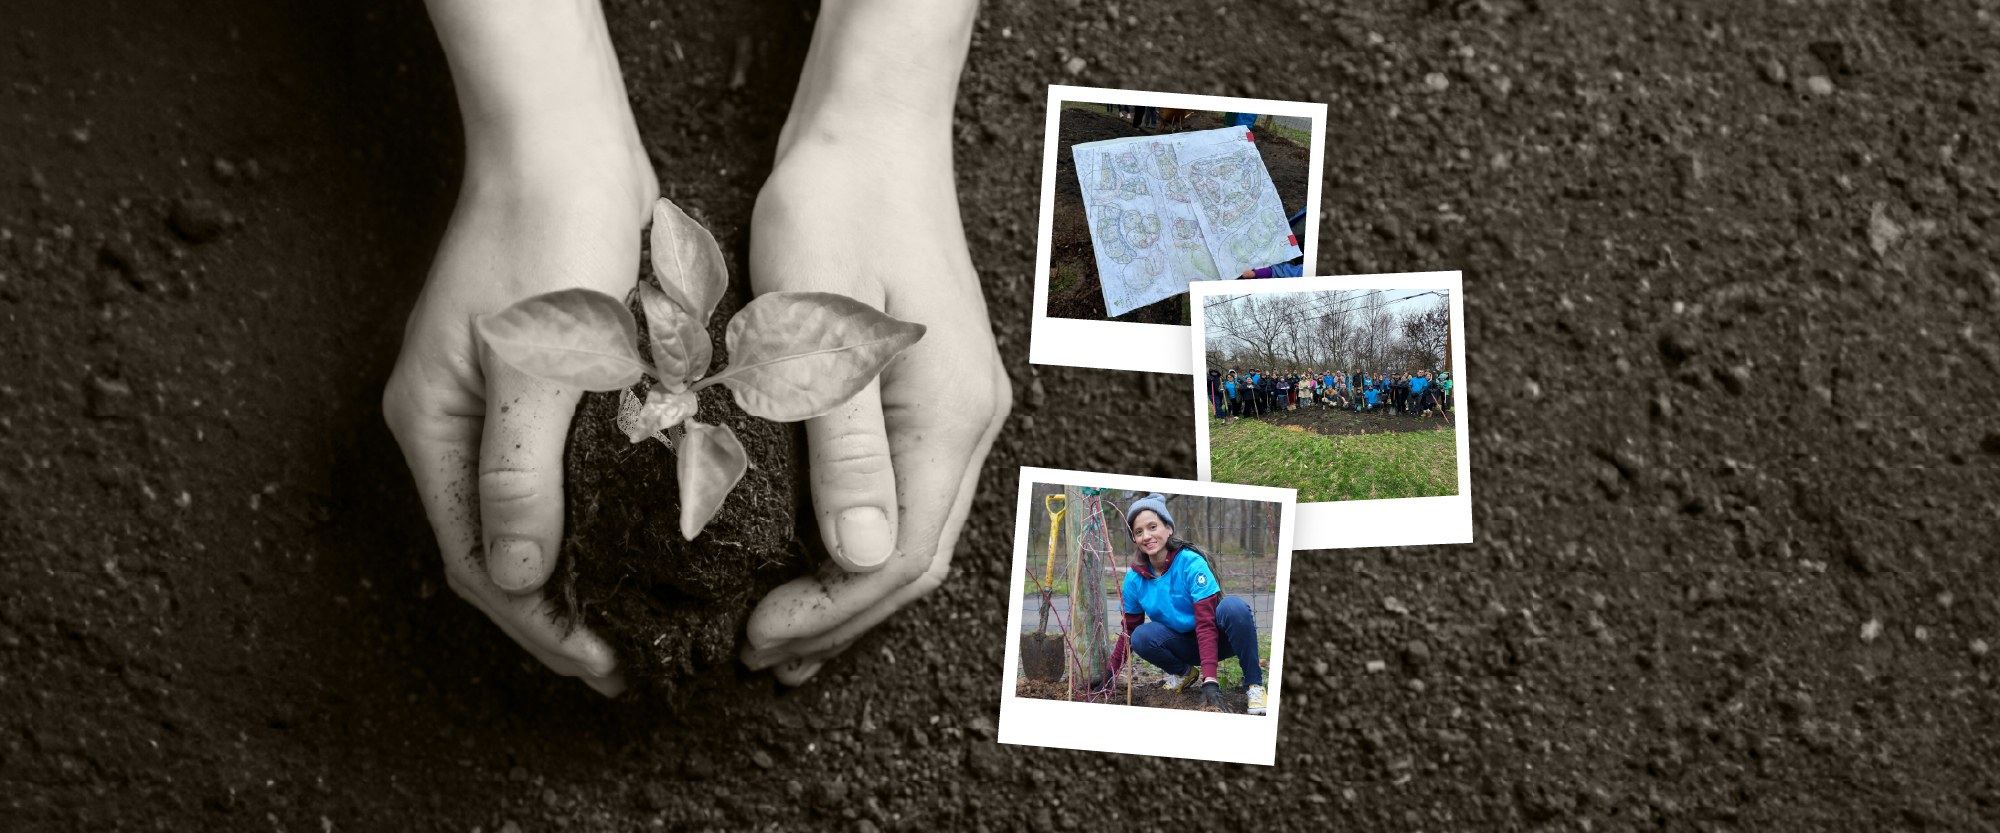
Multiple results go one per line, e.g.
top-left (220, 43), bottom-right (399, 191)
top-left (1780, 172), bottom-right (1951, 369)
top-left (1038, 494), bottom-right (1067, 633)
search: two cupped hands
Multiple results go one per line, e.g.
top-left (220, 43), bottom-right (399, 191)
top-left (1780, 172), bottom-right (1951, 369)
top-left (383, 3), bottom-right (1005, 696)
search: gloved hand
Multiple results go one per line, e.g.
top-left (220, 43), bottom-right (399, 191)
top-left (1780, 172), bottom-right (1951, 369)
top-left (1198, 679), bottom-right (1230, 712)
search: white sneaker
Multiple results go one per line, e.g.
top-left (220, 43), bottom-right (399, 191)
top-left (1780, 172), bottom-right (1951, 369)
top-left (1246, 684), bottom-right (1268, 715)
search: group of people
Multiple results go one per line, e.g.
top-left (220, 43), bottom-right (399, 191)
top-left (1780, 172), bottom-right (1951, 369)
top-left (1206, 367), bottom-right (1453, 421)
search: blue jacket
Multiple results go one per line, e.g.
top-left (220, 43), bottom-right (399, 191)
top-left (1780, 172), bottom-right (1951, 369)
top-left (1410, 376), bottom-right (1428, 396)
top-left (1121, 547), bottom-right (1221, 634)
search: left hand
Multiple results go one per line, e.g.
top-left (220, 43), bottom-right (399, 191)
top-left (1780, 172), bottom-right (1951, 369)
top-left (1198, 679), bottom-right (1230, 712)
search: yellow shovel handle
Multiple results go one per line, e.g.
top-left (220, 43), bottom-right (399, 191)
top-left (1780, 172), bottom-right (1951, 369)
top-left (1042, 495), bottom-right (1067, 582)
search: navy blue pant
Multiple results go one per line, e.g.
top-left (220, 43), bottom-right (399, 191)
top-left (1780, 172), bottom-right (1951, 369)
top-left (1131, 595), bottom-right (1263, 687)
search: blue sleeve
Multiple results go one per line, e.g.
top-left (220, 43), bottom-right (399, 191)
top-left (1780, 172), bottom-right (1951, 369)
top-left (1182, 554), bottom-right (1221, 602)
top-left (1272, 262), bottom-right (1304, 278)
top-left (1121, 571), bottom-right (1143, 615)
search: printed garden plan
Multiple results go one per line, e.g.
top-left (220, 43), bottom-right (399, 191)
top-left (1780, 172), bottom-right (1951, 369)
top-left (1072, 125), bottom-right (1302, 317)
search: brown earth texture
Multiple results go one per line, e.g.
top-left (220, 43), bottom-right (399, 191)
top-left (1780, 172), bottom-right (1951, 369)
top-left (5, 1), bottom-right (2000, 831)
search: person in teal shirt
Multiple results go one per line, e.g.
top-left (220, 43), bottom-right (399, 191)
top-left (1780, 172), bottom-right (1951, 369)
top-left (1087, 494), bottom-right (1267, 715)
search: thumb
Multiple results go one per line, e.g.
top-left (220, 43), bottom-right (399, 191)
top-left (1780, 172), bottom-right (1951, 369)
top-left (806, 380), bottom-right (898, 572)
top-left (476, 352), bottom-right (581, 594)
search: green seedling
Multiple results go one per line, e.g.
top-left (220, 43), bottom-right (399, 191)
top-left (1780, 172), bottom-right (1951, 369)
top-left (476, 198), bottom-right (924, 540)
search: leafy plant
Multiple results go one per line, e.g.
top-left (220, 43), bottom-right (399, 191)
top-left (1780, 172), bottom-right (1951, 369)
top-left (475, 198), bottom-right (924, 540)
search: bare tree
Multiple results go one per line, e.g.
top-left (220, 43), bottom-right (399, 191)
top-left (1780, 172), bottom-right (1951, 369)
top-left (1399, 297), bottom-right (1450, 373)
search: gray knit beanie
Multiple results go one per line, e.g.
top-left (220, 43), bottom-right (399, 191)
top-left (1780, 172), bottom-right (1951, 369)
top-left (1123, 493), bottom-right (1175, 532)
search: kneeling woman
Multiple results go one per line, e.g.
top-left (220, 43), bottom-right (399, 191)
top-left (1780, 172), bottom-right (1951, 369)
top-left (1089, 494), bottom-right (1268, 714)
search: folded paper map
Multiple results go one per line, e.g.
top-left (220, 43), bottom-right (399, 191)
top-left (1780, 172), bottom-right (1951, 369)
top-left (1073, 126), bottom-right (1302, 317)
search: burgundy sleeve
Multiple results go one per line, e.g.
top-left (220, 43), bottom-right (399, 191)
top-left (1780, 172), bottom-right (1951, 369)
top-left (1105, 612), bottom-right (1146, 678)
top-left (1192, 595), bottom-right (1222, 680)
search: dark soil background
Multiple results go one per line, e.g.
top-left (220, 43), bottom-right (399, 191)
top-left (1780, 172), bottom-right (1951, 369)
top-left (3, 1), bottom-right (1998, 831)
top-left (1262, 404), bottom-right (1457, 436)
top-left (1044, 106), bottom-right (1312, 324)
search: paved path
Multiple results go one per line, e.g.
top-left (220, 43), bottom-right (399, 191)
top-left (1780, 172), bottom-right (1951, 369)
top-left (1022, 593), bottom-right (1276, 633)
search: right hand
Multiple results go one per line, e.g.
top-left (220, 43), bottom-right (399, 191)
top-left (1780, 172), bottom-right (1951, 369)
top-left (734, 0), bottom-right (1007, 686)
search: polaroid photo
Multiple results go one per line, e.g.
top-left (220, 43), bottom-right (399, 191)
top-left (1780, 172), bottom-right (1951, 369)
top-left (997, 467), bottom-right (1295, 766)
top-left (1190, 272), bottom-right (1472, 551)
top-left (1029, 85), bottom-right (1328, 373)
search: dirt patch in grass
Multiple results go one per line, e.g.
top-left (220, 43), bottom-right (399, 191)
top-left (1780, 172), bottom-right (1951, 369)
top-left (1015, 675), bottom-right (1260, 715)
top-left (1258, 403), bottom-right (1458, 437)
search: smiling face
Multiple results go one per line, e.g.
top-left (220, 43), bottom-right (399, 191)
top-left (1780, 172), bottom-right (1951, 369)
top-left (1129, 509), bottom-right (1171, 559)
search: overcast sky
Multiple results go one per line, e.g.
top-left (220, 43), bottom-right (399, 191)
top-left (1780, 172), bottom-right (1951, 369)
top-left (1202, 288), bottom-right (1449, 349)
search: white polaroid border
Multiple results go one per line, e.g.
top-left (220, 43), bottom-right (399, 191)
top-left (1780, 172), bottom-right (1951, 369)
top-left (996, 467), bottom-right (1296, 766)
top-left (1028, 85), bottom-right (1328, 374)
top-left (1189, 272), bottom-right (1473, 551)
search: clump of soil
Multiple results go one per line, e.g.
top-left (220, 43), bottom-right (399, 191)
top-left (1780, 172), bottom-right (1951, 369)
top-left (1019, 632), bottom-right (1067, 681)
top-left (1045, 107), bottom-right (1312, 325)
top-left (1255, 404), bottom-right (1457, 437)
top-left (551, 284), bottom-right (822, 694)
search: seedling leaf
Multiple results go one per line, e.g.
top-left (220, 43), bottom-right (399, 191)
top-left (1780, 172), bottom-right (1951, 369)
top-left (677, 419), bottom-right (747, 540)
top-left (695, 292), bottom-right (925, 422)
top-left (623, 387), bottom-right (698, 444)
top-left (639, 280), bottom-right (713, 388)
top-left (649, 198), bottom-right (728, 327)
top-left (474, 289), bottom-right (650, 391)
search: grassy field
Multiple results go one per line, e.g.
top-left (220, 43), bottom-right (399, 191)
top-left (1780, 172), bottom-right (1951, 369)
top-left (1208, 418), bottom-right (1459, 502)
top-left (1258, 119), bottom-right (1312, 147)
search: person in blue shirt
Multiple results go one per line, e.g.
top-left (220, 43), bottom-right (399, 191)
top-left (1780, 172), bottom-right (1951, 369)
top-left (1086, 494), bottom-right (1267, 715)
top-left (1407, 370), bottom-right (1428, 417)
top-left (1223, 370), bottom-right (1241, 421)
top-left (1363, 384), bottom-right (1379, 412)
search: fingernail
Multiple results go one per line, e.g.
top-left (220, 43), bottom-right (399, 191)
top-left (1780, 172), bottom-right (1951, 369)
top-left (834, 506), bottom-right (892, 569)
top-left (778, 659), bottom-right (824, 685)
top-left (486, 538), bottom-right (544, 592)
top-left (741, 644), bottom-right (778, 669)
